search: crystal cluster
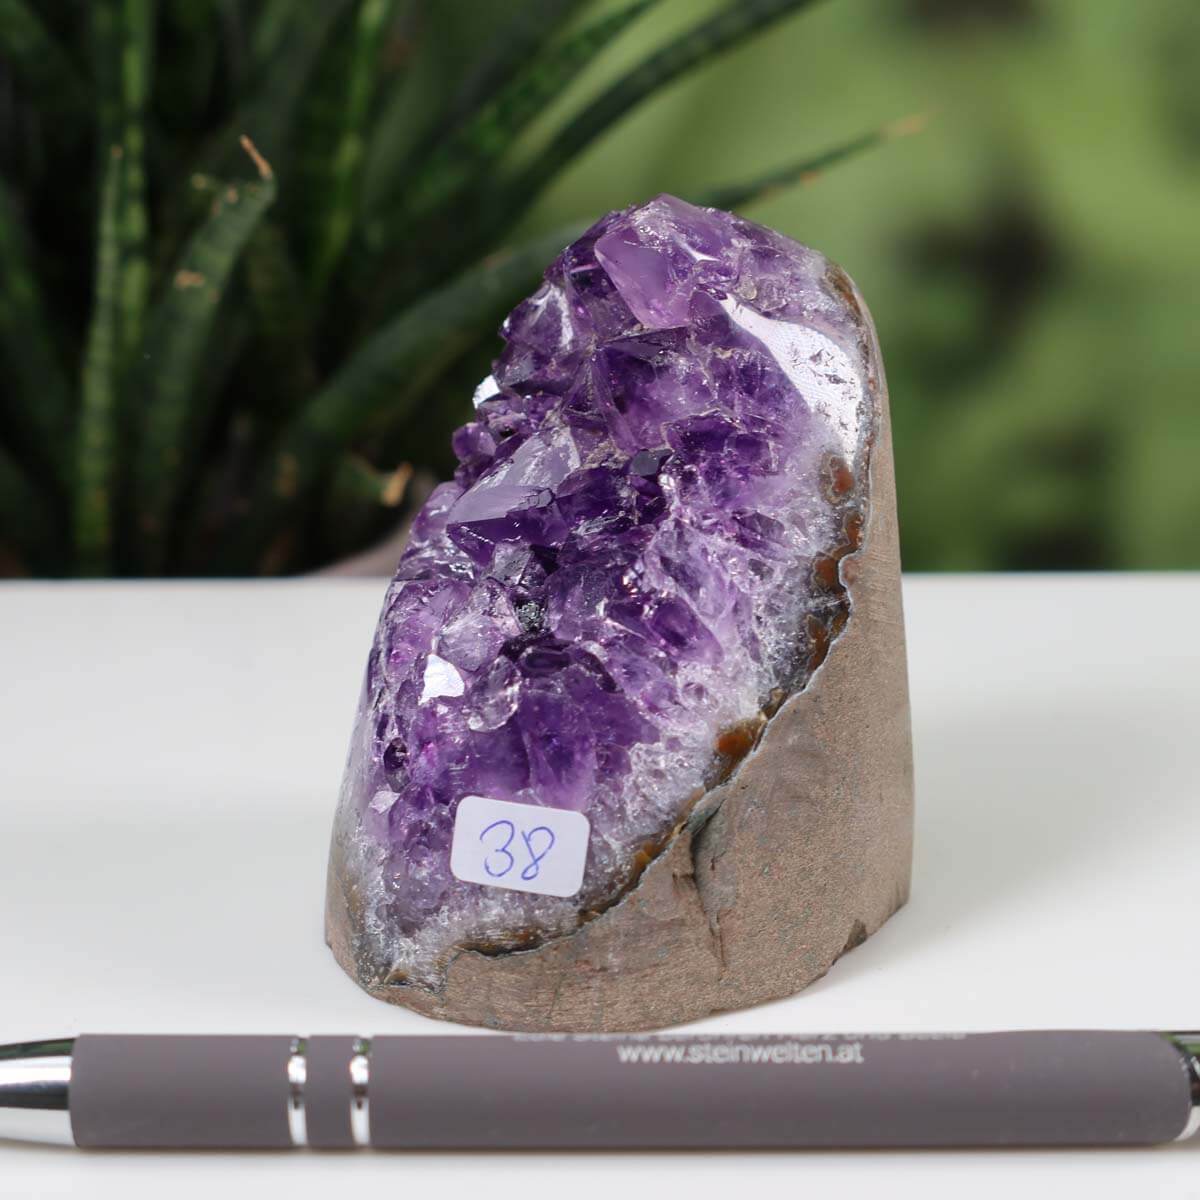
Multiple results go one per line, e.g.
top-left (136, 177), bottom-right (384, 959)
top-left (332, 195), bottom-right (875, 986)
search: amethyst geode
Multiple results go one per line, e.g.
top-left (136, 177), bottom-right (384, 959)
top-left (327, 195), bottom-right (911, 1023)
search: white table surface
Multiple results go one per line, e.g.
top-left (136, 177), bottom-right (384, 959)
top-left (1, 575), bottom-right (1197, 1198)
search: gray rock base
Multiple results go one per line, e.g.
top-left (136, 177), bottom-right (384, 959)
top-left (327, 303), bottom-right (914, 1033)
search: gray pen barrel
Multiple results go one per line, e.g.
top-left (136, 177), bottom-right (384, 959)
top-left (69, 1031), bottom-right (1195, 1149)
top-left (71, 1035), bottom-right (295, 1148)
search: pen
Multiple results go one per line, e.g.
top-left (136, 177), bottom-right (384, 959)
top-left (2, 1030), bottom-right (1197, 1150)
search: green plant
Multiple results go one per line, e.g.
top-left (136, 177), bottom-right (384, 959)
top-left (0, 0), bottom-right (905, 577)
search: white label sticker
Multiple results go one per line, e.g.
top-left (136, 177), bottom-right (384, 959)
top-left (450, 795), bottom-right (590, 898)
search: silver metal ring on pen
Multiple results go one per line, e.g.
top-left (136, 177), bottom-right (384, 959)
top-left (349, 1037), bottom-right (371, 1148)
top-left (1170, 1032), bottom-right (1200, 1141)
top-left (286, 1037), bottom-right (308, 1148)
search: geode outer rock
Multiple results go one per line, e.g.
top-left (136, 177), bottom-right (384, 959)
top-left (327, 195), bottom-right (913, 1031)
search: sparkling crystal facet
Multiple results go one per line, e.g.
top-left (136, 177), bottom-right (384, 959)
top-left (332, 195), bottom-right (876, 985)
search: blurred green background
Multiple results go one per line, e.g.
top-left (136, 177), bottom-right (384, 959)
top-left (1, 0), bottom-right (1197, 575)
top-left (527, 0), bottom-right (1200, 571)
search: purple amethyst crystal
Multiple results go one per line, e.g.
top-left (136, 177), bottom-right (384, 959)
top-left (329, 195), bottom-right (876, 989)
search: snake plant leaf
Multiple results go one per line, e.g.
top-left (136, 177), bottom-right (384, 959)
top-left (372, 0), bottom-right (826, 301)
top-left (242, 219), bottom-right (319, 422)
top-left (238, 223), bottom-right (585, 571)
top-left (441, 0), bottom-right (589, 129)
top-left (0, 0), bottom-right (919, 578)
top-left (695, 115), bottom-right (928, 212)
top-left (117, 0), bottom-right (153, 366)
top-left (75, 145), bottom-right (126, 575)
top-left (284, 223), bottom-right (584, 467)
top-left (499, 0), bottom-right (825, 226)
top-left (0, 178), bottom-right (73, 497)
top-left (399, 0), bottom-right (659, 228)
top-left (134, 140), bottom-right (278, 572)
top-left (362, 0), bottom-right (584, 225)
top-left (365, 0), bottom-right (824, 308)
top-left (300, 0), bottom-right (401, 293)
top-left (193, 0), bottom-right (352, 180)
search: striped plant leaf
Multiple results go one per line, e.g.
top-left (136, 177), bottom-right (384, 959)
top-left (400, 0), bottom-right (658, 226)
top-left (75, 145), bottom-right (126, 575)
top-left (370, 0), bottom-right (826, 304)
top-left (499, 0), bottom-right (825, 230)
top-left (441, 0), bottom-right (589, 128)
top-left (117, 0), bottom-right (153, 366)
top-left (362, 0), bottom-right (583, 226)
top-left (284, 223), bottom-right (581, 468)
top-left (301, 0), bottom-right (401, 292)
top-left (0, 178), bottom-right (73, 496)
top-left (237, 223), bottom-right (584, 571)
top-left (242, 218), bottom-right (319, 422)
top-left (695, 115), bottom-right (928, 212)
top-left (134, 139), bottom-right (278, 571)
top-left (192, 0), bottom-right (352, 182)
top-left (0, 0), bottom-right (910, 579)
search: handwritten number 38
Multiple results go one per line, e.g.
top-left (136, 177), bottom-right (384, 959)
top-left (480, 819), bottom-right (556, 881)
